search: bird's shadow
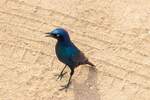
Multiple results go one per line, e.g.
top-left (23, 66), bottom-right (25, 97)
top-left (72, 67), bottom-right (100, 100)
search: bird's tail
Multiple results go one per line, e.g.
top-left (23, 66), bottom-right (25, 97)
top-left (86, 60), bottom-right (97, 71)
top-left (86, 60), bottom-right (95, 67)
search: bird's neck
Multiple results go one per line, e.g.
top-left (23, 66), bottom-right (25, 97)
top-left (57, 39), bottom-right (72, 46)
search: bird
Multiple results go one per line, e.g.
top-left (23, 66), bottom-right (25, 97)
top-left (45, 28), bottom-right (95, 91)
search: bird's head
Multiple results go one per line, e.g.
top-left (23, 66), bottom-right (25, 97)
top-left (45, 28), bottom-right (70, 42)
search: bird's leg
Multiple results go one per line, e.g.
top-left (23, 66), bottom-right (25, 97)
top-left (59, 68), bottom-right (74, 91)
top-left (56, 65), bottom-right (67, 80)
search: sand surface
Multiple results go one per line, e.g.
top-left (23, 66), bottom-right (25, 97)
top-left (0, 0), bottom-right (150, 100)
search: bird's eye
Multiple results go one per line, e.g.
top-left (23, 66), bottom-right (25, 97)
top-left (56, 34), bottom-right (60, 37)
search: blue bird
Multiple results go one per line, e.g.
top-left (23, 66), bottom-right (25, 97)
top-left (45, 28), bottom-right (95, 90)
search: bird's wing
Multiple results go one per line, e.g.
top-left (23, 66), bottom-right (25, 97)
top-left (66, 42), bottom-right (88, 66)
top-left (72, 51), bottom-right (96, 67)
top-left (71, 50), bottom-right (88, 66)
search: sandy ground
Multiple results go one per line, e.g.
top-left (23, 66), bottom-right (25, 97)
top-left (0, 0), bottom-right (150, 100)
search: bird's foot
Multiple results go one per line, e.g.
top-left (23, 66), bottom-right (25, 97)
top-left (59, 82), bottom-right (71, 92)
top-left (55, 72), bottom-right (67, 80)
top-left (59, 85), bottom-right (69, 92)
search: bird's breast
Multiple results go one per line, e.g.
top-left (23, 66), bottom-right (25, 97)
top-left (55, 42), bottom-right (78, 66)
top-left (55, 43), bottom-right (70, 63)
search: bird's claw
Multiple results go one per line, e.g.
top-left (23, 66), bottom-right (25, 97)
top-left (59, 81), bottom-right (71, 92)
top-left (55, 72), bottom-right (67, 80)
top-left (59, 84), bottom-right (70, 92)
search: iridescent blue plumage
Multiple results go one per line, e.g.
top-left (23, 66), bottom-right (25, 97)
top-left (56, 41), bottom-right (80, 67)
top-left (45, 28), bottom-right (95, 90)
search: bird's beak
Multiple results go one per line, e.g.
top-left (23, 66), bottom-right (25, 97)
top-left (45, 32), bottom-right (52, 37)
